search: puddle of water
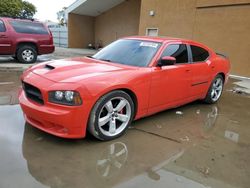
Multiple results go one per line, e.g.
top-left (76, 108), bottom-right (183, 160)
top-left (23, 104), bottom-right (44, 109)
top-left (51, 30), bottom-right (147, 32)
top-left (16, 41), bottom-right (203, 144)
top-left (224, 130), bottom-right (239, 143)
top-left (0, 76), bottom-right (249, 188)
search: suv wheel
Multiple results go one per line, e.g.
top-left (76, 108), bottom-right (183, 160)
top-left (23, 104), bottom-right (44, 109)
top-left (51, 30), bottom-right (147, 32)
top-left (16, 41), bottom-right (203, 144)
top-left (17, 45), bottom-right (37, 64)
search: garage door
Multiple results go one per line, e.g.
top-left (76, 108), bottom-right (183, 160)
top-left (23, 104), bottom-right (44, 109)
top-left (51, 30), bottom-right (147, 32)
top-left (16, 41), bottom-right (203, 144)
top-left (193, 1), bottom-right (250, 77)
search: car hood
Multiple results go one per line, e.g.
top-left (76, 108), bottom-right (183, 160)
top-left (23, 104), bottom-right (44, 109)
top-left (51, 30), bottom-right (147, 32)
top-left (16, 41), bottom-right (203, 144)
top-left (31, 57), bottom-right (135, 83)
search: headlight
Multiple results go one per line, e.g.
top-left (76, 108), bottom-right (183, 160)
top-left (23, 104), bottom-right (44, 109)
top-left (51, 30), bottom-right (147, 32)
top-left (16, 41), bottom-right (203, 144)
top-left (65, 91), bottom-right (74, 102)
top-left (48, 90), bottom-right (82, 106)
top-left (55, 91), bottom-right (64, 100)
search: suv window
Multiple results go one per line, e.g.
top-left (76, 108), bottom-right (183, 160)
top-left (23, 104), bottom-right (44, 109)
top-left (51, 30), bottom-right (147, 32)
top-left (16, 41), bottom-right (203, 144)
top-left (0, 20), bottom-right (6, 32)
top-left (10, 20), bottom-right (48, 35)
top-left (161, 44), bottom-right (188, 64)
top-left (191, 45), bottom-right (209, 62)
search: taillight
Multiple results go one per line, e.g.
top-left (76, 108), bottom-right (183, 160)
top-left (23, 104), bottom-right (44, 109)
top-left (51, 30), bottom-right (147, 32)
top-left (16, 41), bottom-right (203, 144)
top-left (48, 29), bottom-right (54, 44)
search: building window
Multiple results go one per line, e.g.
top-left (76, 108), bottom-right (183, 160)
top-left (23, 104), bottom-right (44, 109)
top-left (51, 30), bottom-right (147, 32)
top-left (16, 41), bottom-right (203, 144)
top-left (146, 28), bottom-right (158, 37)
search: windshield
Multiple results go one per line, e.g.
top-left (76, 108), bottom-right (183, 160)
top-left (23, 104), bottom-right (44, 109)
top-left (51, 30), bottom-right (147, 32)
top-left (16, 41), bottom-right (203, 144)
top-left (92, 39), bottom-right (161, 67)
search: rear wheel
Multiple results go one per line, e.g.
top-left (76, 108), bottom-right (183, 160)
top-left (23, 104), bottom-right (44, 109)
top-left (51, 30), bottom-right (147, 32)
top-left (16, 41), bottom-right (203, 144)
top-left (17, 45), bottom-right (37, 64)
top-left (204, 75), bottom-right (224, 104)
top-left (88, 90), bottom-right (135, 141)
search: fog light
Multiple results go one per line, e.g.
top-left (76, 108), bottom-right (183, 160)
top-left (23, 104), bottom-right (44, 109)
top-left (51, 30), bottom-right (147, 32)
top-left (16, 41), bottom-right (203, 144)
top-left (65, 91), bottom-right (74, 102)
top-left (55, 91), bottom-right (64, 100)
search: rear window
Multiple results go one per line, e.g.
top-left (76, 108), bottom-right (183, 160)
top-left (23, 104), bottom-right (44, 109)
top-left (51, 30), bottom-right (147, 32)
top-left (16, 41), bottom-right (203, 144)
top-left (191, 45), bottom-right (209, 62)
top-left (10, 20), bottom-right (48, 35)
top-left (0, 20), bottom-right (6, 32)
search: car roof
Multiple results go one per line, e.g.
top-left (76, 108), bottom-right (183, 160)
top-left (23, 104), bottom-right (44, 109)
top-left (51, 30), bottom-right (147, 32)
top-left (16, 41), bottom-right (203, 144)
top-left (124, 36), bottom-right (193, 43)
top-left (123, 36), bottom-right (211, 51)
top-left (0, 17), bottom-right (41, 23)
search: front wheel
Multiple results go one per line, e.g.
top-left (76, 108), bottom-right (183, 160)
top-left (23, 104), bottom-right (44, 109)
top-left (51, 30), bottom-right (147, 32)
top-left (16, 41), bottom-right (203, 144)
top-left (88, 90), bottom-right (135, 141)
top-left (204, 75), bottom-right (224, 104)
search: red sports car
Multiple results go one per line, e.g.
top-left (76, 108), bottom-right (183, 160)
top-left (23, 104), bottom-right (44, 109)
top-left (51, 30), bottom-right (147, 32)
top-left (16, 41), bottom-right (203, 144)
top-left (19, 36), bottom-right (230, 140)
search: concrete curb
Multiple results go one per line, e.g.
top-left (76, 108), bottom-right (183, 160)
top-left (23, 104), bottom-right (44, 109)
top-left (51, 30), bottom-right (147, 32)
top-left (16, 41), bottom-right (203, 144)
top-left (230, 74), bottom-right (250, 80)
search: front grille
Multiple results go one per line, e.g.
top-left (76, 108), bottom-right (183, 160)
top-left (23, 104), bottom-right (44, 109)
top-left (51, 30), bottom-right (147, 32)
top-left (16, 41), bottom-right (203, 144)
top-left (23, 82), bottom-right (44, 104)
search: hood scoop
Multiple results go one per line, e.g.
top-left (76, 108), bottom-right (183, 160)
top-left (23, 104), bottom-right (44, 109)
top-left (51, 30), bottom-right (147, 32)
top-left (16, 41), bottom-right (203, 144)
top-left (44, 64), bottom-right (55, 70)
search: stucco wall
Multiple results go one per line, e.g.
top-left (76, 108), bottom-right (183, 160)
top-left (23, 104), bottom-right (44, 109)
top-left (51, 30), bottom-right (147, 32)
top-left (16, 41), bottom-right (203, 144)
top-left (68, 13), bottom-right (95, 48)
top-left (68, 0), bottom-right (250, 76)
top-left (139, 0), bottom-right (197, 39)
top-left (139, 0), bottom-right (250, 77)
top-left (94, 0), bottom-right (141, 46)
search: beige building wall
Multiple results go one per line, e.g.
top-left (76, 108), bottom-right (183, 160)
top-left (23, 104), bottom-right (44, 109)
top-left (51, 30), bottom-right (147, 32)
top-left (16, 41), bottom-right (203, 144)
top-left (95, 0), bottom-right (141, 46)
top-left (68, 0), bottom-right (250, 76)
top-left (193, 2), bottom-right (250, 77)
top-left (68, 13), bottom-right (95, 48)
top-left (139, 0), bottom-right (250, 77)
top-left (139, 0), bottom-right (197, 38)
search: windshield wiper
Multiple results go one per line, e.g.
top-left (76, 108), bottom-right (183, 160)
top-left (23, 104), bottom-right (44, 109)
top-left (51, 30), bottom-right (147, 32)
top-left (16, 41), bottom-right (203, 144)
top-left (88, 56), bottom-right (113, 62)
top-left (99, 58), bottom-right (112, 62)
top-left (86, 55), bottom-right (95, 59)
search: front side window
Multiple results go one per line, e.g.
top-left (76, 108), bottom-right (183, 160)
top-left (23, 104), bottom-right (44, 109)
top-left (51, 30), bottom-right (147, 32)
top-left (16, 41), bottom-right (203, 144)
top-left (191, 45), bottom-right (209, 62)
top-left (10, 20), bottom-right (48, 35)
top-left (93, 39), bottom-right (161, 67)
top-left (161, 44), bottom-right (188, 64)
top-left (0, 20), bottom-right (6, 32)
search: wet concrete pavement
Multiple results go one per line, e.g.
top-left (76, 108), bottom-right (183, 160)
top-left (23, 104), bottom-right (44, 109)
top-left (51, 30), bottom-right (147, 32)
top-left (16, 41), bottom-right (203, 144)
top-left (0, 73), bottom-right (250, 188)
top-left (0, 47), bottom-right (97, 71)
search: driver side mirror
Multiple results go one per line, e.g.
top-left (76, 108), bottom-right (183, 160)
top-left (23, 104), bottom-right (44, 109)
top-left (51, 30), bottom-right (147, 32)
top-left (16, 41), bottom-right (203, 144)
top-left (158, 56), bottom-right (176, 67)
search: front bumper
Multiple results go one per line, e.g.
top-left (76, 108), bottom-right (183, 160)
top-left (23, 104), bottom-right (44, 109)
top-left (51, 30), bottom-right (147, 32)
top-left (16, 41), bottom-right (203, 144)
top-left (19, 72), bottom-right (91, 139)
top-left (19, 90), bottom-right (86, 138)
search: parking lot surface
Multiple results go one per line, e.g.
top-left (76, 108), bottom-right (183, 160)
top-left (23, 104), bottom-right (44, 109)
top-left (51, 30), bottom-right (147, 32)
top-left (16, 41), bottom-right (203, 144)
top-left (0, 47), bottom-right (97, 71)
top-left (0, 70), bottom-right (249, 188)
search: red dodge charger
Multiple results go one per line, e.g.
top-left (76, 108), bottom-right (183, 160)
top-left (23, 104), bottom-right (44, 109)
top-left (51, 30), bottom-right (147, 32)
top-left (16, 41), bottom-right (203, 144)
top-left (19, 36), bottom-right (230, 140)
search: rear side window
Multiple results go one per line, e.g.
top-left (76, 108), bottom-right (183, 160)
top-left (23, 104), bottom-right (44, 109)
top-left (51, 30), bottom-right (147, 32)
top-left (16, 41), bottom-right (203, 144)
top-left (10, 20), bottom-right (48, 35)
top-left (161, 44), bottom-right (189, 64)
top-left (191, 45), bottom-right (209, 62)
top-left (0, 20), bottom-right (6, 32)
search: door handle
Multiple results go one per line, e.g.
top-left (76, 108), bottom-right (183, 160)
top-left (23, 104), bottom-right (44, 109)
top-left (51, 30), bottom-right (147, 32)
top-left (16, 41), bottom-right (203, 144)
top-left (186, 69), bottom-right (191, 72)
top-left (0, 35), bottom-right (7, 38)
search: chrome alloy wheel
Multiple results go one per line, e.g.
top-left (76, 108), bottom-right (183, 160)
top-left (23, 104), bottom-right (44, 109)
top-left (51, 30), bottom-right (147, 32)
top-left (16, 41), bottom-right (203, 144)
top-left (98, 97), bottom-right (132, 137)
top-left (211, 77), bottom-right (223, 102)
top-left (22, 49), bottom-right (34, 62)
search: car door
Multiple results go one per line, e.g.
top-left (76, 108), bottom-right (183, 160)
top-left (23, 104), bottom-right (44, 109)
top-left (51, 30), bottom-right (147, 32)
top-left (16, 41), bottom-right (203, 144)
top-left (188, 45), bottom-right (212, 97)
top-left (148, 43), bottom-right (192, 113)
top-left (0, 19), bottom-right (12, 55)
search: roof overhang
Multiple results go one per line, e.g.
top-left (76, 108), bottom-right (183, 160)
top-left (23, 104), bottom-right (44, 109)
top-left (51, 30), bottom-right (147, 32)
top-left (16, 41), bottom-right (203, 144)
top-left (66, 0), bottom-right (125, 17)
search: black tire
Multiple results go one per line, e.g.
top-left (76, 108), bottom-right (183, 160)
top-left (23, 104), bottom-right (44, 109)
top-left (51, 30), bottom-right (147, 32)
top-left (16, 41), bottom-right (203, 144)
top-left (17, 45), bottom-right (37, 64)
top-left (204, 74), bottom-right (224, 104)
top-left (12, 55), bottom-right (17, 60)
top-left (88, 90), bottom-right (135, 141)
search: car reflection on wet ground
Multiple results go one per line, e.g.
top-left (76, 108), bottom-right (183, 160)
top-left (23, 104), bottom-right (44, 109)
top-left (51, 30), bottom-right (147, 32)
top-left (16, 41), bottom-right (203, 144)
top-left (0, 72), bottom-right (250, 188)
